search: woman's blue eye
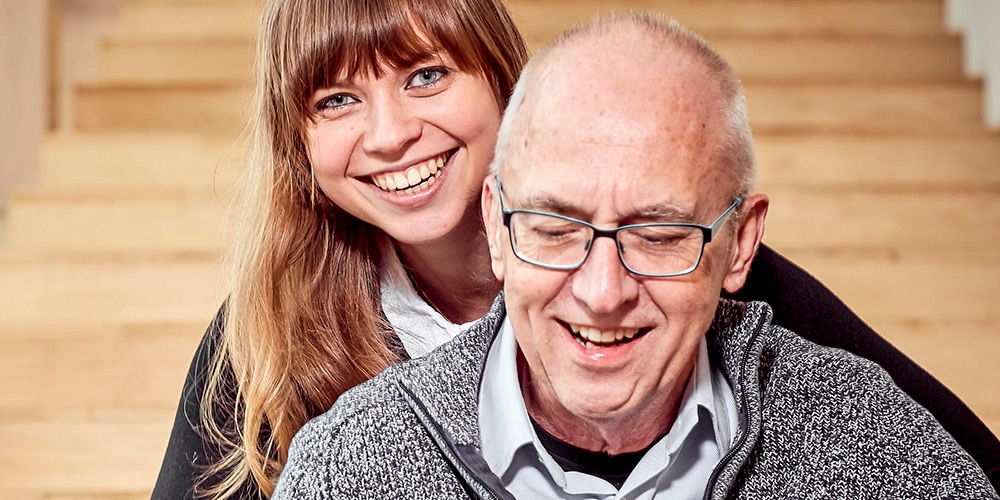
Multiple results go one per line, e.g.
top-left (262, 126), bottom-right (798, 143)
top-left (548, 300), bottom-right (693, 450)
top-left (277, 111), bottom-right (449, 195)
top-left (317, 93), bottom-right (359, 110)
top-left (407, 67), bottom-right (448, 89)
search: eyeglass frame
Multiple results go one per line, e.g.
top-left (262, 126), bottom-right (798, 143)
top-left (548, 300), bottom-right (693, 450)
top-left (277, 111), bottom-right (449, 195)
top-left (496, 181), bottom-right (743, 278)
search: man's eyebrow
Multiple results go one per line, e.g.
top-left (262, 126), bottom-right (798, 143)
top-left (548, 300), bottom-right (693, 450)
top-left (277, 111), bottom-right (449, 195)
top-left (519, 194), bottom-right (589, 220)
top-left (517, 193), bottom-right (694, 223)
top-left (626, 205), bottom-right (695, 224)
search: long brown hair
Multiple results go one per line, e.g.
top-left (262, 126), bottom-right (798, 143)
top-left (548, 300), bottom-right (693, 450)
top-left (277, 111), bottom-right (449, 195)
top-left (198, 0), bottom-right (528, 497)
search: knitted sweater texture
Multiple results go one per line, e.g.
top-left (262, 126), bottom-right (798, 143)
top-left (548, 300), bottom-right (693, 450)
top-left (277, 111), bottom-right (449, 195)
top-left (273, 297), bottom-right (997, 499)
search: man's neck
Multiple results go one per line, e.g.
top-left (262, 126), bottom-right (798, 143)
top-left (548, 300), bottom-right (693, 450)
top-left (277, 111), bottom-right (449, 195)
top-left (519, 350), bottom-right (694, 455)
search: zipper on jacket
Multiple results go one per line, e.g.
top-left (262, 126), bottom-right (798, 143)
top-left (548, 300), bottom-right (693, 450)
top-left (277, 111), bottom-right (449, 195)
top-left (701, 310), bottom-right (767, 500)
top-left (398, 381), bottom-right (517, 500)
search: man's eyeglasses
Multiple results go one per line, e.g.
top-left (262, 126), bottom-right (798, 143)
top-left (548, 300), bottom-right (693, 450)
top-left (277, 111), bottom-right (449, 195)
top-left (497, 182), bottom-right (742, 278)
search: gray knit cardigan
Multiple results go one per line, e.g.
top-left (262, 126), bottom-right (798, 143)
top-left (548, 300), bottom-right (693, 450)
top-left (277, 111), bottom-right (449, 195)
top-left (273, 297), bottom-right (997, 499)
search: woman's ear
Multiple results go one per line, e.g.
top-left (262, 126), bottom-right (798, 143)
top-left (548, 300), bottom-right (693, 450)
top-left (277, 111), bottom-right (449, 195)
top-left (481, 176), bottom-right (506, 282)
top-left (722, 192), bottom-right (769, 295)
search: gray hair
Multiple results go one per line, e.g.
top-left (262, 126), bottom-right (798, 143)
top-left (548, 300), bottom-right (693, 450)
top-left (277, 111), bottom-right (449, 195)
top-left (489, 11), bottom-right (756, 198)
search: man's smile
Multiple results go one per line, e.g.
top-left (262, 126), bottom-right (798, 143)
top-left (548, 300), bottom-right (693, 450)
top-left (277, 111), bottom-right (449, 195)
top-left (564, 322), bottom-right (651, 349)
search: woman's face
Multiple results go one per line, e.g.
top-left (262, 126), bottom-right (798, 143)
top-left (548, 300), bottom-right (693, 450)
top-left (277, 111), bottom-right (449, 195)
top-left (305, 51), bottom-right (501, 246)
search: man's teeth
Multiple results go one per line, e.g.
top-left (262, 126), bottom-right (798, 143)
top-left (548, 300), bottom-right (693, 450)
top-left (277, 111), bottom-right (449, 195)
top-left (372, 155), bottom-right (445, 193)
top-left (569, 324), bottom-right (640, 346)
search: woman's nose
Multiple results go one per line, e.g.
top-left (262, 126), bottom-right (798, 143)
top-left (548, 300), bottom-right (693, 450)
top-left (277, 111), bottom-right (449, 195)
top-left (362, 95), bottom-right (422, 157)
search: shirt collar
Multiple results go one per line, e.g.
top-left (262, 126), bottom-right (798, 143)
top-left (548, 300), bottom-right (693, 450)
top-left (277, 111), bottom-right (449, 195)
top-left (479, 315), bottom-right (732, 490)
top-left (478, 317), bottom-right (535, 475)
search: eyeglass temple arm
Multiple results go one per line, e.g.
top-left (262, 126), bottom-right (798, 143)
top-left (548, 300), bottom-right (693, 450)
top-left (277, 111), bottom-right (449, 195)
top-left (706, 197), bottom-right (743, 243)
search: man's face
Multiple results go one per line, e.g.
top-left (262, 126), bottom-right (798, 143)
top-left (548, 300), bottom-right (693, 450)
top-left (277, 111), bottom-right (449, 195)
top-left (483, 36), bottom-right (761, 441)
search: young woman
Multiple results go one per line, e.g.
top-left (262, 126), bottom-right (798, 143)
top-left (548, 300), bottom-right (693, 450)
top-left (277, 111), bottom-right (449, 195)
top-left (151, 0), bottom-right (1000, 498)
top-left (152, 0), bottom-right (525, 498)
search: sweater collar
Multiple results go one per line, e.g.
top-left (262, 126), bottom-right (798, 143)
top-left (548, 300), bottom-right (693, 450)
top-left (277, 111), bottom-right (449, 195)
top-left (397, 295), bottom-right (773, 455)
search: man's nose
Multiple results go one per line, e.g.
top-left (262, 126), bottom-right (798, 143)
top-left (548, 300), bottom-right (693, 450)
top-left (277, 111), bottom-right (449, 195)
top-left (571, 236), bottom-right (639, 314)
top-left (362, 96), bottom-right (421, 156)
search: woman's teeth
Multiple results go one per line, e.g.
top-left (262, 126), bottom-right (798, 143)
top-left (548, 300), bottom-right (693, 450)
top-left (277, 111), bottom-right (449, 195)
top-left (371, 154), bottom-right (445, 194)
top-left (569, 324), bottom-right (641, 349)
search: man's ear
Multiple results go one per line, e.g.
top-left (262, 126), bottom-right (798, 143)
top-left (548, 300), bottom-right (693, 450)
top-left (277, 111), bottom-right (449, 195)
top-left (481, 176), bottom-right (505, 282)
top-left (723, 192), bottom-right (769, 294)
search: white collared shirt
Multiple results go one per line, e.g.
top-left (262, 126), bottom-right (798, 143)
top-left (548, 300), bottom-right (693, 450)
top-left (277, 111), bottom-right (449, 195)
top-left (379, 245), bottom-right (476, 358)
top-left (479, 316), bottom-right (741, 500)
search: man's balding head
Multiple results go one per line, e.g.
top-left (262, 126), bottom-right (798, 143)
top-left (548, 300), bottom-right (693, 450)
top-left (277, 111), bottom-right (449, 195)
top-left (491, 12), bottom-right (755, 200)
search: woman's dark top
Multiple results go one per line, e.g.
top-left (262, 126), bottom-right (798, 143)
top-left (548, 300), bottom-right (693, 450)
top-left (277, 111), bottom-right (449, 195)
top-left (149, 245), bottom-right (1000, 499)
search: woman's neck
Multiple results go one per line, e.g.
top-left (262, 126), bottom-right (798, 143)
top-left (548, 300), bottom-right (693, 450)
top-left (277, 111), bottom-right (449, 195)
top-left (394, 209), bottom-right (500, 325)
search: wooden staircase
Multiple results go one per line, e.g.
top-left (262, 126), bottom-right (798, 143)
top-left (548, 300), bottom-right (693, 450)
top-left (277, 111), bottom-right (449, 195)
top-left (1, 0), bottom-right (997, 498)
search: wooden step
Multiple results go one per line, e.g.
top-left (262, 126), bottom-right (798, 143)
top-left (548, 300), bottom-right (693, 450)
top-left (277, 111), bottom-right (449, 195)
top-left (37, 134), bottom-right (1000, 193)
top-left (6, 191), bottom-right (228, 254)
top-left (0, 490), bottom-right (149, 500)
top-left (0, 323), bottom-right (203, 411)
top-left (879, 322), bottom-right (1000, 437)
top-left (99, 38), bottom-right (253, 84)
top-left (0, 254), bottom-right (222, 327)
top-left (73, 81), bottom-right (988, 135)
top-left (713, 36), bottom-right (963, 84)
top-left (780, 252), bottom-right (1000, 327)
top-left (763, 190), bottom-right (1000, 254)
top-left (40, 133), bottom-right (242, 194)
top-left (96, 35), bottom-right (963, 85)
top-left (74, 82), bottom-right (246, 134)
top-left (0, 410), bottom-right (172, 493)
top-left (745, 82), bottom-right (988, 135)
top-left (510, 0), bottom-right (947, 41)
top-left (755, 136), bottom-right (1000, 190)
top-left (112, 2), bottom-right (259, 41)
top-left (107, 1), bottom-right (946, 45)
top-left (10, 184), bottom-right (998, 254)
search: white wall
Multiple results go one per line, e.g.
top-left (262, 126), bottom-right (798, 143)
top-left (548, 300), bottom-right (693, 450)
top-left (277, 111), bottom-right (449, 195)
top-left (946, 0), bottom-right (1000, 129)
top-left (0, 0), bottom-right (48, 220)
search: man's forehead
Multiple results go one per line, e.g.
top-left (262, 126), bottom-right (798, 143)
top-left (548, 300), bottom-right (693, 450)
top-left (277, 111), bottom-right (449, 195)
top-left (537, 31), bottom-right (711, 114)
top-left (507, 34), bottom-right (720, 165)
top-left (499, 28), bottom-right (730, 217)
top-left (503, 180), bottom-right (697, 223)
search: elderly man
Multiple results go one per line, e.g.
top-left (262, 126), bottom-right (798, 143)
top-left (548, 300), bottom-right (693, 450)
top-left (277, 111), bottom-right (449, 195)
top-left (273, 12), bottom-right (996, 499)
